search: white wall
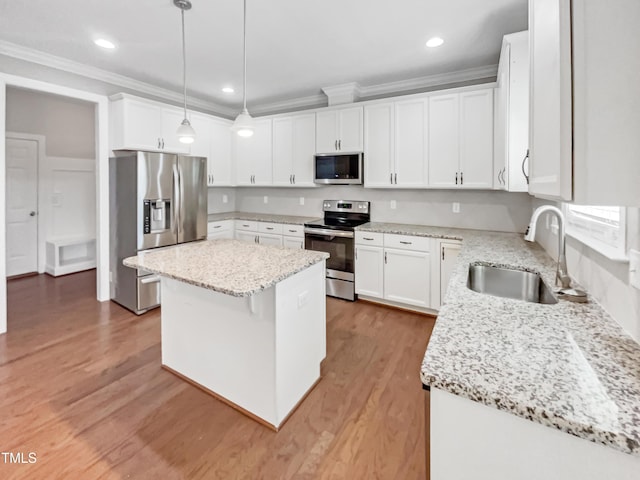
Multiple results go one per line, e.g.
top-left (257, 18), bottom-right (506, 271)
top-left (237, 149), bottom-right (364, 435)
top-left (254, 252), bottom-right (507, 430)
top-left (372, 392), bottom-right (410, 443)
top-left (6, 87), bottom-right (95, 158)
top-left (207, 187), bottom-right (236, 214)
top-left (533, 199), bottom-right (640, 343)
top-left (228, 186), bottom-right (532, 233)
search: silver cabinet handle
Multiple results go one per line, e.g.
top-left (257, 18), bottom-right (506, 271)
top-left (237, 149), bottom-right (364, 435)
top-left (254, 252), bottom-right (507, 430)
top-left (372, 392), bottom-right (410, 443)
top-left (289, 174), bottom-right (293, 184)
top-left (266, 227), bottom-right (274, 230)
top-left (390, 173), bottom-right (393, 184)
top-left (255, 235), bottom-right (259, 243)
top-left (158, 138), bottom-right (161, 149)
top-left (400, 241), bottom-right (412, 245)
top-left (140, 275), bottom-right (160, 284)
top-left (522, 149), bottom-right (530, 185)
top-left (213, 225), bottom-right (221, 229)
top-left (242, 224), bottom-right (250, 227)
top-left (384, 251), bottom-right (387, 264)
top-left (394, 173), bottom-right (397, 184)
top-left (338, 140), bottom-right (341, 150)
top-left (455, 172), bottom-right (458, 185)
top-left (363, 237), bottom-right (374, 241)
top-left (460, 171), bottom-right (463, 185)
top-left (335, 140), bottom-right (338, 150)
top-left (355, 248), bottom-right (358, 260)
top-left (293, 174), bottom-right (295, 184)
top-left (442, 247), bottom-right (445, 261)
top-left (288, 229), bottom-right (297, 233)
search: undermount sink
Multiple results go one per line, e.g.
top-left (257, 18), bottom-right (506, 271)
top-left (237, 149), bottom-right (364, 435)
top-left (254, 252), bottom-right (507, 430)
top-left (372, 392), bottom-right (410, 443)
top-left (467, 263), bottom-right (558, 305)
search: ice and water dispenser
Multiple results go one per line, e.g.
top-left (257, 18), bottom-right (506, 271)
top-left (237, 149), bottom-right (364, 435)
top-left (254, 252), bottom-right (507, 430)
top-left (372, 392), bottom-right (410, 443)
top-left (143, 199), bottom-right (171, 234)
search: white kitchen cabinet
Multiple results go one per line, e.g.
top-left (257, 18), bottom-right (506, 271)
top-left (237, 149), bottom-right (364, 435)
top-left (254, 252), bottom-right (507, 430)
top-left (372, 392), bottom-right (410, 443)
top-left (438, 241), bottom-right (461, 306)
top-left (529, 0), bottom-right (640, 205)
top-left (316, 106), bottom-right (363, 153)
top-left (234, 119), bottom-right (273, 186)
top-left (384, 248), bottom-right (430, 308)
top-left (258, 233), bottom-right (283, 247)
top-left (494, 31), bottom-right (529, 192)
top-left (109, 94), bottom-right (190, 154)
top-left (235, 230), bottom-right (257, 243)
top-left (428, 89), bottom-right (494, 189)
top-left (189, 114), bottom-right (233, 186)
top-left (272, 113), bottom-right (316, 186)
top-left (364, 99), bottom-right (428, 188)
top-left (283, 237), bottom-right (304, 250)
top-left (355, 244), bottom-right (384, 298)
top-left (207, 220), bottom-right (233, 240)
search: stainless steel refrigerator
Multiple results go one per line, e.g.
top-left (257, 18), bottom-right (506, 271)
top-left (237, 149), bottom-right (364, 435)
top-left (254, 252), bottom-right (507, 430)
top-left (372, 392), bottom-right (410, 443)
top-left (109, 151), bottom-right (207, 314)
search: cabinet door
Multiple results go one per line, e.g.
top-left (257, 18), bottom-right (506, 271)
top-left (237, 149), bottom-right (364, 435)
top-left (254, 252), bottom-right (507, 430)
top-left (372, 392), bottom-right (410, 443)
top-left (291, 113), bottom-right (316, 186)
top-left (257, 233), bottom-right (283, 247)
top-left (272, 117), bottom-right (294, 186)
top-left (207, 230), bottom-right (233, 240)
top-left (121, 99), bottom-right (163, 151)
top-left (189, 113), bottom-right (214, 185)
top-left (355, 245), bottom-right (383, 298)
top-left (428, 94), bottom-right (459, 188)
top-left (384, 248), bottom-right (430, 308)
top-left (235, 231), bottom-right (257, 243)
top-left (233, 119), bottom-right (273, 186)
top-left (459, 89), bottom-right (494, 189)
top-left (161, 108), bottom-right (191, 154)
top-left (316, 111), bottom-right (338, 153)
top-left (528, 0), bottom-right (572, 200)
top-left (440, 242), bottom-right (461, 305)
top-left (338, 106), bottom-right (364, 152)
top-left (364, 103), bottom-right (394, 187)
top-left (283, 236), bottom-right (304, 249)
top-left (395, 98), bottom-right (428, 187)
top-left (494, 42), bottom-right (509, 191)
top-left (209, 119), bottom-right (232, 186)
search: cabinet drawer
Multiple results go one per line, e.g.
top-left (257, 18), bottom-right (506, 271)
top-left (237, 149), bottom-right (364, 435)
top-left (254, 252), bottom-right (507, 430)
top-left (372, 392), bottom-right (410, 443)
top-left (355, 231), bottom-right (384, 246)
top-left (281, 224), bottom-right (304, 238)
top-left (235, 220), bottom-right (258, 231)
top-left (384, 233), bottom-right (431, 252)
top-left (207, 220), bottom-right (232, 234)
top-left (258, 222), bottom-right (283, 235)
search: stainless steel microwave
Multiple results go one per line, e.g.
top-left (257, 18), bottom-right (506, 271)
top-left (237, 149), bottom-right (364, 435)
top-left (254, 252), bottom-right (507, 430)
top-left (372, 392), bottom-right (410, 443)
top-left (314, 153), bottom-right (363, 185)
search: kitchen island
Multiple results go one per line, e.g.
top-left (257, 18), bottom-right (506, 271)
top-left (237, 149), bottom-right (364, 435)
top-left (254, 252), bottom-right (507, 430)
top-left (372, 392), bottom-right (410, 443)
top-left (123, 239), bottom-right (329, 430)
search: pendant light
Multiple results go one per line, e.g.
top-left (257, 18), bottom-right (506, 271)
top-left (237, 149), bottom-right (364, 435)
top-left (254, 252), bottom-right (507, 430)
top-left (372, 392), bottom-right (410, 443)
top-left (232, 0), bottom-right (254, 138)
top-left (175, 0), bottom-right (196, 144)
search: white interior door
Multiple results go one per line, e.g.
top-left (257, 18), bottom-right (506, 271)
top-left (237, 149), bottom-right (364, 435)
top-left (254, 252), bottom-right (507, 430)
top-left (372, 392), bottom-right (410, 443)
top-left (5, 138), bottom-right (38, 276)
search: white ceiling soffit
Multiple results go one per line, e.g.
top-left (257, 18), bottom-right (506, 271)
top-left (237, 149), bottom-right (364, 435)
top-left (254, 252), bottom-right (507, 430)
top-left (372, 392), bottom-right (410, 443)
top-left (0, 0), bottom-right (527, 117)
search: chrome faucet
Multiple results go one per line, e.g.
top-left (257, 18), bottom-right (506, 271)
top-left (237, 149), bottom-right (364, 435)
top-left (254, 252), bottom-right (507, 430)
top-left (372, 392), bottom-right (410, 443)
top-left (524, 205), bottom-right (572, 289)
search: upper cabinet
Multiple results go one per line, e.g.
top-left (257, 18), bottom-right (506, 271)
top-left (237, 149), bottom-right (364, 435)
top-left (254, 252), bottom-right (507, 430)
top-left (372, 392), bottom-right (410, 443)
top-left (233, 118), bottom-right (273, 186)
top-left (189, 113), bottom-right (232, 186)
top-left (364, 98), bottom-right (428, 188)
top-left (316, 106), bottom-right (363, 153)
top-left (494, 31), bottom-right (529, 193)
top-left (272, 113), bottom-right (316, 187)
top-left (529, 0), bottom-right (640, 205)
top-left (109, 94), bottom-right (190, 154)
top-left (428, 88), bottom-right (494, 189)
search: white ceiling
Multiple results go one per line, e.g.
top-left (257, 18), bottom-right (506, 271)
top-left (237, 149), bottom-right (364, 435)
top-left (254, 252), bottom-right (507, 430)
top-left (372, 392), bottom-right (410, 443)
top-left (0, 0), bottom-right (528, 116)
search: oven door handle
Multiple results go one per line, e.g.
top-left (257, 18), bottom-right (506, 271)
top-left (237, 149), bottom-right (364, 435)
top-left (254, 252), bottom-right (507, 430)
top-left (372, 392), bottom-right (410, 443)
top-left (304, 228), bottom-right (354, 239)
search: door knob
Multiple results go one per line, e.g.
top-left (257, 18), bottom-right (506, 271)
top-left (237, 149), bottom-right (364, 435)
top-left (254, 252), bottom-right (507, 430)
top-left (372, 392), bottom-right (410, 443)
top-left (29, 211), bottom-right (36, 217)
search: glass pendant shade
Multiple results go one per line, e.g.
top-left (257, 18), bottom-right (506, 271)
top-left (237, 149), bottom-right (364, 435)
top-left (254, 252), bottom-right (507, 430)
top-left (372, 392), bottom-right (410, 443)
top-left (232, 108), bottom-right (254, 138)
top-left (177, 118), bottom-right (196, 144)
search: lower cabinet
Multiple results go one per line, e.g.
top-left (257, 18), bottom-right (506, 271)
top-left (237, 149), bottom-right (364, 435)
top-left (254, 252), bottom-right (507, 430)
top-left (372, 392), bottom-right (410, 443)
top-left (257, 233), bottom-right (283, 247)
top-left (283, 236), bottom-right (304, 249)
top-left (234, 220), bottom-right (303, 248)
top-left (439, 241), bottom-right (462, 306)
top-left (383, 248), bottom-right (430, 308)
top-left (355, 232), bottom-right (432, 310)
top-left (207, 220), bottom-right (234, 240)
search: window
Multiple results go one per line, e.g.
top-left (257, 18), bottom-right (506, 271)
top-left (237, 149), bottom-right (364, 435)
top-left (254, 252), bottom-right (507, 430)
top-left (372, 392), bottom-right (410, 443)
top-left (563, 204), bottom-right (627, 261)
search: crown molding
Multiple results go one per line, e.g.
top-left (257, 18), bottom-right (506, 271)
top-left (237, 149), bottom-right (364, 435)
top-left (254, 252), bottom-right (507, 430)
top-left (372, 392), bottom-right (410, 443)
top-left (0, 40), bottom-right (236, 117)
top-left (249, 93), bottom-right (327, 116)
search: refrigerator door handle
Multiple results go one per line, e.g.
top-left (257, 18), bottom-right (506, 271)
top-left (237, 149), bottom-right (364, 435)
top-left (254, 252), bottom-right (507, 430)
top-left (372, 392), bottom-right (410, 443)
top-left (173, 163), bottom-right (180, 239)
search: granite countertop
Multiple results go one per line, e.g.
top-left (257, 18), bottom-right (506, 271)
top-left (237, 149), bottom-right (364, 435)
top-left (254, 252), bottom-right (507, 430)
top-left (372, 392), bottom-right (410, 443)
top-left (207, 211), bottom-right (319, 225)
top-left (123, 239), bottom-right (329, 297)
top-left (357, 222), bottom-right (640, 456)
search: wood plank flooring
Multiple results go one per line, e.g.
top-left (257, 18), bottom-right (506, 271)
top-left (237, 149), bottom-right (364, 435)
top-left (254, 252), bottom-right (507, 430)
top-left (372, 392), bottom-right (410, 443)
top-left (0, 270), bottom-right (435, 479)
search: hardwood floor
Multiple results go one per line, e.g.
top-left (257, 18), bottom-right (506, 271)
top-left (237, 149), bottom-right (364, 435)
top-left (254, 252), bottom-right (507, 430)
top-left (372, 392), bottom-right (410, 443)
top-left (0, 270), bottom-right (435, 479)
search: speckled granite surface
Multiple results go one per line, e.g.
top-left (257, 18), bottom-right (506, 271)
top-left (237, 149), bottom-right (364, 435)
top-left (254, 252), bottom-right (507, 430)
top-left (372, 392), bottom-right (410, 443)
top-left (356, 222), bottom-right (467, 240)
top-left (123, 239), bottom-right (328, 297)
top-left (207, 211), bottom-right (318, 225)
top-left (391, 226), bottom-right (640, 456)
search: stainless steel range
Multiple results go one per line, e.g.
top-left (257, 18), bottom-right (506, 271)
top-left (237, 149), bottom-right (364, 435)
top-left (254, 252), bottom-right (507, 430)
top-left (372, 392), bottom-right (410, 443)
top-left (304, 200), bottom-right (370, 301)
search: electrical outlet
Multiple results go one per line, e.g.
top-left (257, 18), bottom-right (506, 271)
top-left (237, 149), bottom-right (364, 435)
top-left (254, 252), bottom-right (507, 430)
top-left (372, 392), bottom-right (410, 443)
top-left (263, 196), bottom-right (268, 204)
top-left (452, 202), bottom-right (460, 213)
top-left (299, 197), bottom-right (305, 206)
top-left (222, 194), bottom-right (228, 204)
top-left (390, 200), bottom-right (397, 210)
top-left (630, 249), bottom-right (640, 290)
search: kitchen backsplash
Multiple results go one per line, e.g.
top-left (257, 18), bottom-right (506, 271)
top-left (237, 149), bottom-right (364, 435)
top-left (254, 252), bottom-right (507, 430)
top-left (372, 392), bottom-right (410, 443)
top-left (208, 186), bottom-right (532, 233)
top-left (533, 199), bottom-right (640, 343)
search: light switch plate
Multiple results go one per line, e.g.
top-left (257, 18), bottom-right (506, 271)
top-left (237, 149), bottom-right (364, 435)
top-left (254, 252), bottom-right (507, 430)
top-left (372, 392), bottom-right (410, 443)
top-left (390, 200), bottom-right (397, 210)
top-left (630, 249), bottom-right (640, 290)
top-left (299, 197), bottom-right (305, 206)
top-left (222, 194), bottom-right (228, 204)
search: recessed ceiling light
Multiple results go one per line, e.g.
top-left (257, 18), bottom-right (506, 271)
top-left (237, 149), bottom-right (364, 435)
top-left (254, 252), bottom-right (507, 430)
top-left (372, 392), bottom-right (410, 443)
top-left (222, 87), bottom-right (235, 94)
top-left (94, 38), bottom-right (116, 49)
top-left (426, 37), bottom-right (444, 48)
